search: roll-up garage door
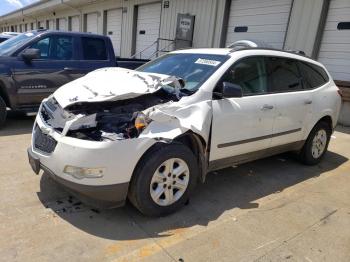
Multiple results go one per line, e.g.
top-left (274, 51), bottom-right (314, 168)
top-left (70, 16), bottom-right (80, 32)
top-left (135, 2), bottom-right (161, 59)
top-left (38, 21), bottom-right (45, 29)
top-left (48, 20), bottom-right (55, 30)
top-left (58, 18), bottom-right (67, 31)
top-left (86, 13), bottom-right (98, 34)
top-left (318, 0), bottom-right (350, 82)
top-left (225, 0), bottom-right (293, 49)
top-left (106, 9), bottom-right (122, 56)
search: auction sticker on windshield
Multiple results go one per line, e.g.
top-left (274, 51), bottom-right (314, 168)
top-left (195, 58), bottom-right (221, 66)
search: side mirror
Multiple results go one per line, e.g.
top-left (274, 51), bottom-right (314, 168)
top-left (21, 48), bottom-right (40, 62)
top-left (214, 81), bottom-right (243, 99)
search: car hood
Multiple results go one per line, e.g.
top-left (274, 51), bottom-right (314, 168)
top-left (54, 67), bottom-right (182, 109)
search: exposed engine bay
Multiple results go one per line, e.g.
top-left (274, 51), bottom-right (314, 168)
top-left (41, 87), bottom-right (191, 142)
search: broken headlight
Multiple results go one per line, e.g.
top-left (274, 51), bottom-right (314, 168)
top-left (134, 112), bottom-right (152, 132)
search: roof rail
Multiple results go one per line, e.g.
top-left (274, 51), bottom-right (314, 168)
top-left (227, 40), bottom-right (272, 50)
top-left (286, 49), bottom-right (306, 56)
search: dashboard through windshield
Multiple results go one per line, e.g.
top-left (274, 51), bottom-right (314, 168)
top-left (137, 53), bottom-right (229, 93)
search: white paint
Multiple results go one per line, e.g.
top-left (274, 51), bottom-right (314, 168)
top-left (58, 18), bottom-right (67, 31)
top-left (70, 16), bottom-right (80, 32)
top-left (31, 48), bottom-right (341, 190)
top-left (106, 9), bottom-right (122, 56)
top-left (225, 0), bottom-right (293, 49)
top-left (86, 13), bottom-right (98, 33)
top-left (54, 68), bottom-right (182, 108)
top-left (135, 2), bottom-right (161, 59)
top-left (318, 0), bottom-right (350, 81)
top-left (48, 19), bottom-right (54, 30)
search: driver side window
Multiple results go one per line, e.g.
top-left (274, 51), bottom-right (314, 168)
top-left (222, 56), bottom-right (268, 96)
top-left (31, 37), bottom-right (50, 59)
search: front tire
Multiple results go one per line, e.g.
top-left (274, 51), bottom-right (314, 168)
top-left (128, 143), bottom-right (198, 216)
top-left (299, 121), bottom-right (331, 165)
top-left (0, 96), bottom-right (7, 128)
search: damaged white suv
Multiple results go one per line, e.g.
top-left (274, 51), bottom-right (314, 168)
top-left (28, 46), bottom-right (341, 216)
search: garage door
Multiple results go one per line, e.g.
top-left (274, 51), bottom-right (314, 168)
top-left (86, 13), bottom-right (98, 33)
top-left (70, 16), bottom-right (80, 32)
top-left (38, 21), bottom-right (45, 29)
top-left (48, 20), bottom-right (55, 30)
top-left (57, 18), bottom-right (67, 31)
top-left (318, 0), bottom-right (350, 82)
top-left (135, 2), bottom-right (161, 59)
top-left (225, 0), bottom-right (293, 49)
top-left (106, 9), bottom-right (122, 56)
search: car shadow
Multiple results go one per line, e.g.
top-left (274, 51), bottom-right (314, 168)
top-left (37, 150), bottom-right (348, 241)
top-left (0, 112), bottom-right (35, 136)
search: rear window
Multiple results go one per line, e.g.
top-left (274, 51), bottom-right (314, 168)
top-left (298, 61), bottom-right (329, 89)
top-left (81, 37), bottom-right (107, 60)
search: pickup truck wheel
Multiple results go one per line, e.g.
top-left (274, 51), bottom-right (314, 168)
top-left (0, 96), bottom-right (7, 128)
top-left (128, 143), bottom-right (198, 216)
top-left (299, 121), bottom-right (331, 165)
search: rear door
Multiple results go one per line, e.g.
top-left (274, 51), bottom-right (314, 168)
top-left (12, 34), bottom-right (83, 106)
top-left (77, 36), bottom-right (113, 73)
top-left (267, 57), bottom-right (313, 147)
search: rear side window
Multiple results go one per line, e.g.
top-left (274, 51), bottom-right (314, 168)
top-left (267, 57), bottom-right (302, 92)
top-left (298, 61), bottom-right (329, 89)
top-left (82, 37), bottom-right (107, 60)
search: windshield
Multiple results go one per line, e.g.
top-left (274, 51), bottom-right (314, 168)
top-left (137, 53), bottom-right (229, 92)
top-left (0, 32), bottom-right (37, 56)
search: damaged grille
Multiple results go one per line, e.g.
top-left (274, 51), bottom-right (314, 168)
top-left (33, 125), bottom-right (57, 154)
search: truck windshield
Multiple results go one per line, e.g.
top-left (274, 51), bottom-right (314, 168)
top-left (137, 53), bottom-right (229, 92)
top-left (0, 32), bottom-right (36, 56)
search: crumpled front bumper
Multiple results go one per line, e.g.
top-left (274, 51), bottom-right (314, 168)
top-left (28, 111), bottom-right (156, 208)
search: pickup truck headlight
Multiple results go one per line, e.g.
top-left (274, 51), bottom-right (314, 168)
top-left (63, 165), bottom-right (105, 179)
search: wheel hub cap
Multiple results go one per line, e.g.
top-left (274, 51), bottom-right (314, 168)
top-left (150, 158), bottom-right (189, 206)
top-left (311, 129), bottom-right (327, 159)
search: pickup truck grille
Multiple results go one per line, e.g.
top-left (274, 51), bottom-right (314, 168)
top-left (33, 125), bottom-right (57, 154)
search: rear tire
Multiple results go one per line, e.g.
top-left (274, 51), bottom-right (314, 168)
top-left (0, 96), bottom-right (7, 128)
top-left (128, 143), bottom-right (198, 216)
top-left (299, 121), bottom-right (331, 165)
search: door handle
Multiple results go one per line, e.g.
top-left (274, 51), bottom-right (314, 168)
top-left (261, 104), bottom-right (274, 110)
top-left (64, 67), bottom-right (78, 71)
top-left (304, 99), bottom-right (313, 105)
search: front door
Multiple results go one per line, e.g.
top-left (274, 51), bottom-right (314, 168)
top-left (210, 56), bottom-right (276, 166)
top-left (13, 35), bottom-right (83, 106)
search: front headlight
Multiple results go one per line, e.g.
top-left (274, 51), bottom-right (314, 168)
top-left (63, 165), bottom-right (105, 179)
top-left (134, 112), bottom-right (152, 131)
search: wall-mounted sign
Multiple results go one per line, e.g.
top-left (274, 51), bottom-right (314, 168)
top-left (163, 1), bottom-right (170, 8)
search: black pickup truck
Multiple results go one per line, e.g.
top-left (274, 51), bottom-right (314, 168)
top-left (0, 30), bottom-right (149, 127)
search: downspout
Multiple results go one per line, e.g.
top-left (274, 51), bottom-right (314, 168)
top-left (211, 0), bottom-right (220, 47)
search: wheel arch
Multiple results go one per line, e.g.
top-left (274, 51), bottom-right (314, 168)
top-left (0, 80), bottom-right (11, 108)
top-left (130, 131), bottom-right (209, 189)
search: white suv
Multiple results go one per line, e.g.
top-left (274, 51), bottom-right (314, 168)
top-left (28, 45), bottom-right (341, 216)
